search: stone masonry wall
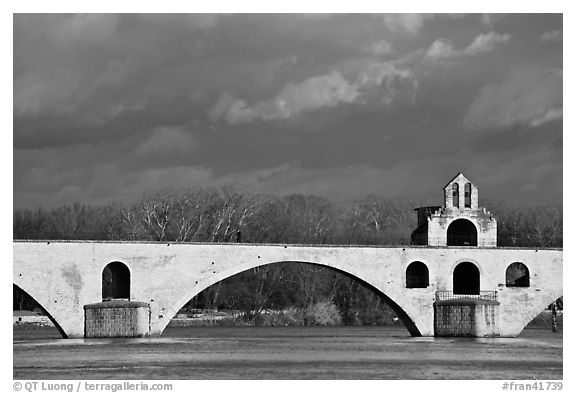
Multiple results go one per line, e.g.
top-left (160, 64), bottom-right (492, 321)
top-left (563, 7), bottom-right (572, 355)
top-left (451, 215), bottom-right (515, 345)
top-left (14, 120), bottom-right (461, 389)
top-left (435, 300), bottom-right (499, 337)
top-left (84, 301), bottom-right (150, 338)
top-left (427, 208), bottom-right (498, 247)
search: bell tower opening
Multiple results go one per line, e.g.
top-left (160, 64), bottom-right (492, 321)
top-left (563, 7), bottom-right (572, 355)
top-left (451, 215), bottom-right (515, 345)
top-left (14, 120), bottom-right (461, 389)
top-left (452, 183), bottom-right (459, 208)
top-left (464, 182), bottom-right (472, 208)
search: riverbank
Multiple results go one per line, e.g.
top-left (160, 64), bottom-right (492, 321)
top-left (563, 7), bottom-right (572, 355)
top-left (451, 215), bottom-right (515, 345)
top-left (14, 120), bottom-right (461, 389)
top-left (169, 302), bottom-right (400, 327)
top-left (13, 309), bottom-right (562, 330)
top-left (167, 309), bottom-right (562, 329)
top-left (13, 310), bottom-right (54, 327)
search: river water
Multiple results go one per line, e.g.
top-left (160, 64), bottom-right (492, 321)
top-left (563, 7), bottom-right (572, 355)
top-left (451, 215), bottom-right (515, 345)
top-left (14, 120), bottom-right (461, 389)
top-left (13, 326), bottom-right (562, 380)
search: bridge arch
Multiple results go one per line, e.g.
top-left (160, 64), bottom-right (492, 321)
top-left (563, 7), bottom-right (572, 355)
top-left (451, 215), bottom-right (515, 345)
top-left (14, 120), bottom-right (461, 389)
top-left (515, 293), bottom-right (563, 336)
top-left (13, 284), bottom-right (68, 338)
top-left (447, 218), bottom-right (478, 246)
top-left (102, 261), bottom-right (131, 301)
top-left (163, 260), bottom-right (424, 337)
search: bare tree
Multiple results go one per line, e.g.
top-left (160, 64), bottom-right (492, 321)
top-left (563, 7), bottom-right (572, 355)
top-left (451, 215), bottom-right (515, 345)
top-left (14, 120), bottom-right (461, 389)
top-left (172, 187), bottom-right (217, 242)
top-left (139, 189), bottom-right (178, 241)
top-left (210, 186), bottom-right (259, 242)
top-left (284, 194), bottom-right (337, 244)
top-left (525, 206), bottom-right (563, 247)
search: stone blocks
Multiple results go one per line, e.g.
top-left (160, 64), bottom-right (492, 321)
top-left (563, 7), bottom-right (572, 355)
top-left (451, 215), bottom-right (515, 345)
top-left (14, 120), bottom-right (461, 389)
top-left (434, 298), bottom-right (500, 337)
top-left (84, 300), bottom-right (150, 338)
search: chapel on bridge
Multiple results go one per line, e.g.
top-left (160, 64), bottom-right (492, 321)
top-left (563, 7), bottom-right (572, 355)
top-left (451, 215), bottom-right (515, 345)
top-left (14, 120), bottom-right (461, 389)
top-left (411, 172), bottom-right (497, 247)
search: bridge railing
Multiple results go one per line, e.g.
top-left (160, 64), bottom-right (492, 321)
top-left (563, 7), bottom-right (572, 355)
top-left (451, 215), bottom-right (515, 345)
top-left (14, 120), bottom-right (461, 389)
top-left (435, 290), bottom-right (498, 302)
top-left (413, 236), bottom-right (497, 247)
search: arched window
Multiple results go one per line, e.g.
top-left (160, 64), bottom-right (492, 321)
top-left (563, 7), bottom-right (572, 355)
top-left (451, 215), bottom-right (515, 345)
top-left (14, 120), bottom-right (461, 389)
top-left (506, 262), bottom-right (530, 287)
top-left (102, 262), bottom-right (130, 301)
top-left (464, 183), bottom-right (471, 208)
top-left (452, 183), bottom-right (459, 207)
top-left (447, 219), bottom-right (477, 246)
top-left (453, 262), bottom-right (480, 295)
top-left (406, 261), bottom-right (429, 288)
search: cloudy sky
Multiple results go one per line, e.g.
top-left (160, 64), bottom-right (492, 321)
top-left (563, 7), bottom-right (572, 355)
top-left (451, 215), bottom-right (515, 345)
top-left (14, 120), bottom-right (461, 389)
top-left (13, 13), bottom-right (562, 209)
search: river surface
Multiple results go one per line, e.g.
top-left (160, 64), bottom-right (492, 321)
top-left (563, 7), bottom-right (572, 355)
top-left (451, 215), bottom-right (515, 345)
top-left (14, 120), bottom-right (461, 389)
top-left (13, 326), bottom-right (562, 380)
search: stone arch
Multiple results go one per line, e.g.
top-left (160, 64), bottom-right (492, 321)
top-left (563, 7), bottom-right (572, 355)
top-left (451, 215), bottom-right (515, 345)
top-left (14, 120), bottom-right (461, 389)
top-left (447, 218), bottom-right (478, 246)
top-left (102, 261), bottom-right (131, 301)
top-left (13, 283), bottom-right (68, 338)
top-left (513, 292), bottom-right (563, 336)
top-left (406, 261), bottom-right (429, 288)
top-left (453, 261), bottom-right (480, 295)
top-left (506, 262), bottom-right (530, 287)
top-left (162, 260), bottom-right (424, 337)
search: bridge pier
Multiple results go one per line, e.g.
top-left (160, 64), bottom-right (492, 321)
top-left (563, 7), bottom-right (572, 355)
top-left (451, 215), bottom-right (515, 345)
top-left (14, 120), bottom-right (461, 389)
top-left (84, 300), bottom-right (151, 338)
top-left (433, 291), bottom-right (500, 337)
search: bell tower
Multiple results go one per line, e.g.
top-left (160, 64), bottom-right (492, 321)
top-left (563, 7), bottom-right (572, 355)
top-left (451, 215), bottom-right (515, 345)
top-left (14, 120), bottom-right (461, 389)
top-left (411, 172), bottom-right (497, 247)
top-left (444, 173), bottom-right (479, 210)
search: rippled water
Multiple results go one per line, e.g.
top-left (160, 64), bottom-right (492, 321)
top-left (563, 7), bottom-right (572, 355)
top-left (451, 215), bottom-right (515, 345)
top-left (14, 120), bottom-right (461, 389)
top-left (13, 326), bottom-right (562, 379)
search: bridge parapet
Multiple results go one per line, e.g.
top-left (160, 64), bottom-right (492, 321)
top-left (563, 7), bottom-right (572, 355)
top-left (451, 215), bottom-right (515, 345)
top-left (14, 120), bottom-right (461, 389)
top-left (435, 290), bottom-right (498, 302)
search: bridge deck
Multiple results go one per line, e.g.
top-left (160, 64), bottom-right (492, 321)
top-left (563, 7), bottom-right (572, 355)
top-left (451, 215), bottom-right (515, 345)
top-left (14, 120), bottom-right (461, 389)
top-left (12, 239), bottom-right (562, 251)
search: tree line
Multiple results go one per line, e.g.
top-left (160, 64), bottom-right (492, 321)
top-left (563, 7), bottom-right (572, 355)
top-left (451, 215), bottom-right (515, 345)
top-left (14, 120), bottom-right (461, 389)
top-left (13, 186), bottom-right (418, 245)
top-left (13, 185), bottom-right (562, 247)
top-left (13, 185), bottom-right (562, 325)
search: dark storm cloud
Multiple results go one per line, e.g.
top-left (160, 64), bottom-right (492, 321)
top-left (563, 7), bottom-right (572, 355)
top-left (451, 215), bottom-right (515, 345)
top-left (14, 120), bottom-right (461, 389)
top-left (13, 13), bottom-right (562, 209)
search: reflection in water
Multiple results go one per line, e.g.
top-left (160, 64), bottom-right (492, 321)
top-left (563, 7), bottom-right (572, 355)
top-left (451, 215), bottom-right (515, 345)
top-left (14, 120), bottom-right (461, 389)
top-left (13, 326), bottom-right (562, 380)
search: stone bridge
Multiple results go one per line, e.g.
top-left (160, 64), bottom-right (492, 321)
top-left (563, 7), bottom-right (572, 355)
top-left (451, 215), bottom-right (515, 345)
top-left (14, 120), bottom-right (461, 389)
top-left (13, 240), bottom-right (562, 338)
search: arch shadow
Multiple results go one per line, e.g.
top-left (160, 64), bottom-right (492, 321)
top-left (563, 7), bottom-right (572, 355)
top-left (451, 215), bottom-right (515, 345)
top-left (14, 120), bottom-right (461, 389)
top-left (13, 284), bottom-right (68, 338)
top-left (165, 260), bottom-right (422, 337)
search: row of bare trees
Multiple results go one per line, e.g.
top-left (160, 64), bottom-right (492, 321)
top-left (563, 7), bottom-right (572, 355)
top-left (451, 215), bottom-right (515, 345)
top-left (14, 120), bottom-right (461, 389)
top-left (119, 186), bottom-right (259, 242)
top-left (13, 186), bottom-right (418, 245)
top-left (13, 186), bottom-right (562, 247)
top-left (484, 201), bottom-right (563, 248)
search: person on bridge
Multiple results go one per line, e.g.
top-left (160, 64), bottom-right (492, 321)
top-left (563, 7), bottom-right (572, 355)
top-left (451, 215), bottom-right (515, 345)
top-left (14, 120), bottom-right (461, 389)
top-left (551, 301), bottom-right (558, 333)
